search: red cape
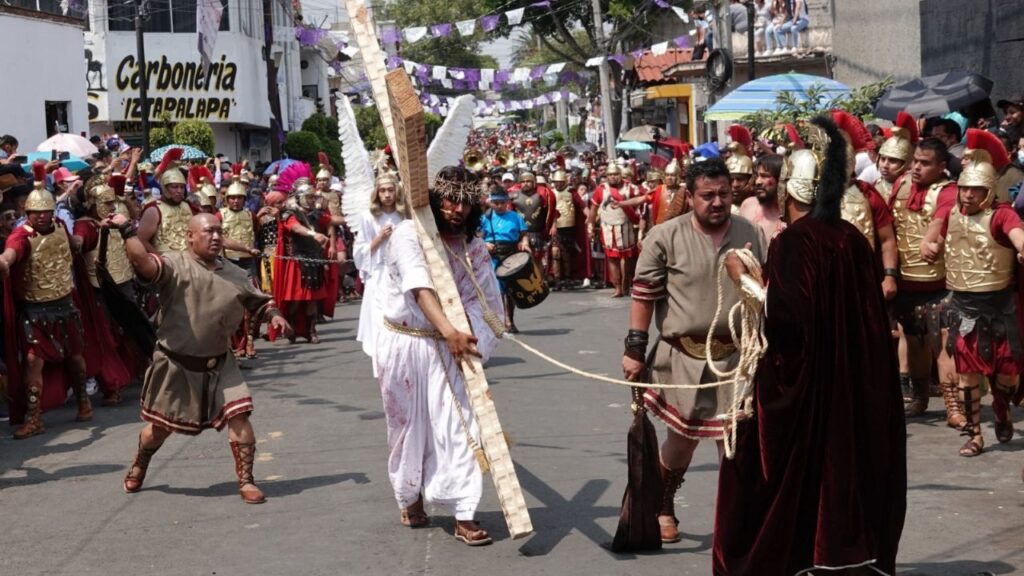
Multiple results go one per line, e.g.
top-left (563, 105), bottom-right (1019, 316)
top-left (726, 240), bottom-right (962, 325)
top-left (714, 217), bottom-right (906, 575)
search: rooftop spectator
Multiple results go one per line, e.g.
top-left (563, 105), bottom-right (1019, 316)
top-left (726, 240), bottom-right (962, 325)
top-left (773, 0), bottom-right (809, 55)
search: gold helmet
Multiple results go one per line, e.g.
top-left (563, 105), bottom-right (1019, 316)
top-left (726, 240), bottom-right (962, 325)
top-left (958, 128), bottom-right (1007, 209)
top-left (605, 163), bottom-right (622, 176)
top-left (519, 171), bottom-right (536, 182)
top-left (156, 147), bottom-right (187, 188)
top-left (536, 175), bottom-right (547, 185)
top-left (83, 174), bottom-right (118, 218)
top-left (877, 111), bottom-right (919, 165)
top-left (778, 116), bottom-right (846, 213)
top-left (225, 166), bottom-right (248, 197)
top-left (197, 190), bottom-right (215, 208)
top-left (25, 162), bottom-right (56, 212)
top-left (551, 169), bottom-right (568, 183)
top-left (664, 159), bottom-right (682, 177)
top-left (725, 125), bottom-right (754, 176)
top-left (831, 110), bottom-right (875, 179)
top-left (781, 148), bottom-right (822, 206)
top-left (621, 166), bottom-right (634, 180)
top-left (316, 152), bottom-right (333, 182)
top-left (646, 170), bottom-right (661, 183)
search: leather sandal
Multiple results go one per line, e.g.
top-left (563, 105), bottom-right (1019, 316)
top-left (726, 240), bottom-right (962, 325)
top-left (124, 435), bottom-right (162, 493)
top-left (399, 497), bottom-right (429, 528)
top-left (958, 437), bottom-right (984, 457)
top-left (454, 522), bottom-right (492, 546)
top-left (102, 390), bottom-right (123, 407)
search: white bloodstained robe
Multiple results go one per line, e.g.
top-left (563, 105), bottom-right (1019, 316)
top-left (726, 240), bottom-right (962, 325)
top-left (374, 220), bottom-right (504, 520)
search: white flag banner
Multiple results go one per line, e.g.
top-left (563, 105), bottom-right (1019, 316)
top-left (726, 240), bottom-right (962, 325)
top-left (441, 79), bottom-right (453, 89)
top-left (671, 6), bottom-right (689, 22)
top-left (513, 67), bottom-right (530, 82)
top-left (585, 56), bottom-right (605, 67)
top-left (481, 69), bottom-right (495, 83)
top-left (432, 65), bottom-right (448, 80)
top-left (477, 81), bottom-right (491, 90)
top-left (546, 62), bottom-right (566, 74)
top-left (505, 7), bottom-right (525, 25)
top-left (456, 19), bottom-right (476, 36)
top-left (404, 60), bottom-right (416, 74)
top-left (651, 41), bottom-right (669, 55)
top-left (197, 0), bottom-right (225, 69)
top-left (404, 26), bottom-right (428, 43)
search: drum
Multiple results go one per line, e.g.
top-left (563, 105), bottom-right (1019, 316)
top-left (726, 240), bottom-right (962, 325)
top-left (496, 251), bottom-right (549, 309)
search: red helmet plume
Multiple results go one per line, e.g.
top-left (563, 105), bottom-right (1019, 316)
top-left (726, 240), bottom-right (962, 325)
top-left (784, 123), bottom-right (805, 150)
top-left (830, 110), bottom-right (875, 151)
top-left (156, 147), bottom-right (184, 177)
top-left (893, 111), bottom-right (919, 145)
top-left (108, 173), bottom-right (127, 197)
top-left (188, 165), bottom-right (215, 189)
top-left (31, 160), bottom-right (47, 183)
top-left (727, 124), bottom-right (753, 156)
top-left (965, 128), bottom-right (1010, 172)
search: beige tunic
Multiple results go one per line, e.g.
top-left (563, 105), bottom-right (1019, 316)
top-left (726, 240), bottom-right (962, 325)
top-left (140, 251), bottom-right (271, 434)
top-left (633, 213), bottom-right (765, 440)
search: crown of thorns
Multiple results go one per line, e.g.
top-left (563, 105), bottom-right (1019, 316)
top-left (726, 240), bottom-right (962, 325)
top-left (431, 175), bottom-right (480, 204)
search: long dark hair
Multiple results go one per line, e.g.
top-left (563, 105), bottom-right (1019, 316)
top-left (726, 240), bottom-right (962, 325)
top-left (429, 165), bottom-right (482, 241)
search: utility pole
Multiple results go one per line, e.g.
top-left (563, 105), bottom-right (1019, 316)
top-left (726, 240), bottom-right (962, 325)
top-left (134, 0), bottom-right (150, 157)
top-left (745, 1), bottom-right (755, 81)
top-left (263, 0), bottom-right (285, 159)
top-left (590, 0), bottom-right (615, 159)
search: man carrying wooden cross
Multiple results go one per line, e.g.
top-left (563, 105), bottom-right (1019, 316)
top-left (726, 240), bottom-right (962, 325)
top-left (374, 165), bottom-right (505, 546)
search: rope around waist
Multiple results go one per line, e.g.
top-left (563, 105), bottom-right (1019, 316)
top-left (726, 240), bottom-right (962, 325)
top-left (383, 317), bottom-right (444, 339)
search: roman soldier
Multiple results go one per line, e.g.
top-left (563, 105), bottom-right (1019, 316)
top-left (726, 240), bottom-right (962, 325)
top-left (316, 152), bottom-right (342, 218)
top-left (138, 148), bottom-right (196, 254)
top-left (0, 162), bottom-right (91, 438)
top-left (189, 165), bottom-right (218, 215)
top-left (73, 174), bottom-right (142, 405)
top-left (831, 110), bottom-right (900, 301)
top-left (889, 137), bottom-right (961, 421)
top-left (136, 162), bottom-right (157, 209)
top-left (511, 171), bottom-right (557, 272)
top-left (587, 163), bottom-right (642, 297)
top-left (876, 111), bottom-right (919, 202)
top-left (649, 159), bottom-right (688, 226)
top-left (725, 124), bottom-right (755, 207)
top-left (921, 128), bottom-right (1024, 456)
top-left (549, 165), bottom-right (590, 291)
top-left (219, 169), bottom-right (262, 357)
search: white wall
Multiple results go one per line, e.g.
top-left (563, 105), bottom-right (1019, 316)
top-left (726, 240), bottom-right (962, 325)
top-left (0, 10), bottom-right (88, 149)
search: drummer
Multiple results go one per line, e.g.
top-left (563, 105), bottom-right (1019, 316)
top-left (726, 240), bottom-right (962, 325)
top-left (479, 185), bottom-right (528, 333)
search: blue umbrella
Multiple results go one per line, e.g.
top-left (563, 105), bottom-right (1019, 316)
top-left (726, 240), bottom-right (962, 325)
top-left (20, 151), bottom-right (88, 173)
top-left (615, 140), bottom-right (653, 152)
top-left (149, 144), bottom-right (208, 163)
top-left (704, 73), bottom-right (851, 121)
top-left (264, 158), bottom-right (298, 175)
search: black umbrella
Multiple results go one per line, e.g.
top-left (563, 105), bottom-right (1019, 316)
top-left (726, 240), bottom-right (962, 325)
top-left (874, 71), bottom-right (994, 121)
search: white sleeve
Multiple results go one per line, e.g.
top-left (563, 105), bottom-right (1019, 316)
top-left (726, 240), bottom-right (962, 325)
top-left (352, 211), bottom-right (375, 273)
top-left (389, 221), bottom-right (433, 294)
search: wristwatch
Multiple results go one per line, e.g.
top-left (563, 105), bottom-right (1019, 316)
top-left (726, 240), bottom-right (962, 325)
top-left (883, 268), bottom-right (900, 279)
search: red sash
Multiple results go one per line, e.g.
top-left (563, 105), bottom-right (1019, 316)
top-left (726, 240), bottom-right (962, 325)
top-left (607, 185), bottom-right (640, 225)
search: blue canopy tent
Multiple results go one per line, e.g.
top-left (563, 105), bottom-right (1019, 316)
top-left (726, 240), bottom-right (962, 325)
top-left (704, 73), bottom-right (851, 121)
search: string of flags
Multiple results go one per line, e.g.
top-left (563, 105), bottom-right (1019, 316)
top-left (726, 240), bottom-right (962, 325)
top-left (417, 89), bottom-right (580, 117)
top-left (387, 55), bottom-right (589, 91)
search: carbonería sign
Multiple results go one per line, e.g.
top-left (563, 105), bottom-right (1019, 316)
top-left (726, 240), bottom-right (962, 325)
top-left (114, 54), bottom-right (238, 120)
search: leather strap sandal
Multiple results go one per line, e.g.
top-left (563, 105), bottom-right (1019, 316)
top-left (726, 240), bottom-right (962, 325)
top-left (454, 522), bottom-right (492, 546)
top-left (399, 497), bottom-right (429, 528)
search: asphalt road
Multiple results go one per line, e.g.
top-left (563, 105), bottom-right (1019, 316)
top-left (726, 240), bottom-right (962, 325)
top-left (1, 288), bottom-right (1022, 576)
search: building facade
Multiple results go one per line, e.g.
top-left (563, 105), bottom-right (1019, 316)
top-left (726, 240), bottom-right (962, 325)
top-left (0, 3), bottom-right (89, 149)
top-left (85, 0), bottom-right (328, 162)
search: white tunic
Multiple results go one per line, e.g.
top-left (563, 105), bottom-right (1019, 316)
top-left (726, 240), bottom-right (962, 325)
top-left (374, 220), bottom-right (504, 520)
top-left (353, 209), bottom-right (404, 374)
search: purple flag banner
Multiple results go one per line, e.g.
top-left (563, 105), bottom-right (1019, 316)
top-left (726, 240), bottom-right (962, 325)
top-left (481, 14), bottom-right (500, 32)
top-left (430, 23), bottom-right (452, 37)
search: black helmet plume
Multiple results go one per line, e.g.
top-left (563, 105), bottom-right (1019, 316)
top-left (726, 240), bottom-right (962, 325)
top-left (808, 114), bottom-right (847, 223)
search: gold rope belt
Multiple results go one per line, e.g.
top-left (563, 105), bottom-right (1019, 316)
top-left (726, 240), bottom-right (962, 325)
top-left (383, 317), bottom-right (443, 339)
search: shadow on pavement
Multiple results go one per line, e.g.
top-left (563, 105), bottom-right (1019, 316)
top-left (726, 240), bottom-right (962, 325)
top-left (897, 560), bottom-right (1015, 575)
top-left (146, 471), bottom-right (370, 499)
top-left (0, 463), bottom-right (125, 488)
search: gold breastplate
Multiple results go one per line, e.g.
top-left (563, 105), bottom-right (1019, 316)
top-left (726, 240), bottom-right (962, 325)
top-left (945, 208), bottom-right (1015, 292)
top-left (875, 179), bottom-right (894, 203)
top-left (894, 180), bottom-right (946, 283)
top-left (23, 226), bottom-right (74, 303)
top-left (654, 186), bottom-right (677, 225)
top-left (840, 185), bottom-right (876, 249)
top-left (154, 201), bottom-right (192, 253)
top-left (220, 207), bottom-right (255, 260)
top-left (554, 190), bottom-right (575, 228)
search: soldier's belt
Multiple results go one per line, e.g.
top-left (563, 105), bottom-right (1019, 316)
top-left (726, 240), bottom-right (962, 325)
top-left (665, 335), bottom-right (736, 361)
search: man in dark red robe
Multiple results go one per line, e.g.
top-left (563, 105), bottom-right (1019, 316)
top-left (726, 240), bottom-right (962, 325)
top-left (714, 115), bottom-right (906, 576)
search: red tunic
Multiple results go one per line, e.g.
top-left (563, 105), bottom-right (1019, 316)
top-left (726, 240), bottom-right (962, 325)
top-left (73, 219), bottom-right (137, 393)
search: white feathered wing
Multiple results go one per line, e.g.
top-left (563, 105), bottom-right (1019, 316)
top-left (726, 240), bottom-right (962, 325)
top-left (427, 94), bottom-right (476, 182)
top-left (336, 96), bottom-right (375, 222)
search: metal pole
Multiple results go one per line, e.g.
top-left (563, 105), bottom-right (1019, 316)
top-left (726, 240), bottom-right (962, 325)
top-left (746, 1), bottom-right (755, 81)
top-left (135, 0), bottom-right (150, 157)
top-left (590, 0), bottom-right (616, 159)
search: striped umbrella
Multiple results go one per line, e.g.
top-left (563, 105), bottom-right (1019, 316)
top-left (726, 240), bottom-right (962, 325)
top-left (704, 73), bottom-right (851, 122)
top-left (149, 144), bottom-right (208, 163)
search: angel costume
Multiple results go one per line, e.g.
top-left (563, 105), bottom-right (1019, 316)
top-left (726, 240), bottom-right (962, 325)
top-left (374, 220), bottom-right (504, 520)
top-left (353, 209), bottom-right (403, 373)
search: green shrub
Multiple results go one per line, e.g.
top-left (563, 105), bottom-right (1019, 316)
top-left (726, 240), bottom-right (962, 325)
top-left (284, 131), bottom-right (324, 164)
top-left (172, 120), bottom-right (215, 156)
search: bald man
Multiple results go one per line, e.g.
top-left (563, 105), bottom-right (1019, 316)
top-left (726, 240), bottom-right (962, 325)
top-left (106, 212), bottom-right (292, 504)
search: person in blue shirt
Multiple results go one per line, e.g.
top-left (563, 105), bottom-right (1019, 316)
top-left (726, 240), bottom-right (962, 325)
top-left (479, 186), bottom-right (527, 332)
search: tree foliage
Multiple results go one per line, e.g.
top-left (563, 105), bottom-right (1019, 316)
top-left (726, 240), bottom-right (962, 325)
top-left (172, 120), bottom-right (215, 156)
top-left (301, 113), bottom-right (345, 176)
top-left (284, 131), bottom-right (324, 164)
top-left (354, 104), bottom-right (388, 151)
top-left (739, 78), bottom-right (895, 141)
top-left (382, 0), bottom-right (498, 69)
